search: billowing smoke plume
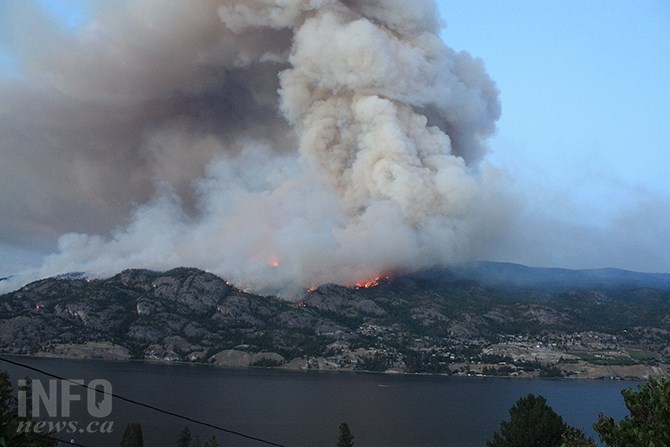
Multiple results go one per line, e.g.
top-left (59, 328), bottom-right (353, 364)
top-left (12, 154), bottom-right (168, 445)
top-left (0, 0), bottom-right (508, 296)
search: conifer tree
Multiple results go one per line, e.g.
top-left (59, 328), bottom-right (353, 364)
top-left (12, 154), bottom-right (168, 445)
top-left (560, 426), bottom-right (597, 447)
top-left (594, 375), bottom-right (670, 447)
top-left (120, 422), bottom-right (144, 447)
top-left (337, 422), bottom-right (355, 447)
top-left (176, 427), bottom-right (193, 447)
top-left (0, 371), bottom-right (54, 447)
top-left (487, 394), bottom-right (566, 447)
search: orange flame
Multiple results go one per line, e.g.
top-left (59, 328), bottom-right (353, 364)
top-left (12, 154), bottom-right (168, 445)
top-left (354, 276), bottom-right (382, 289)
top-left (352, 275), bottom-right (391, 289)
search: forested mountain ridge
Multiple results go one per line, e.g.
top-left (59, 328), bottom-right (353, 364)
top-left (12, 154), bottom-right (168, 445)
top-left (1, 264), bottom-right (669, 379)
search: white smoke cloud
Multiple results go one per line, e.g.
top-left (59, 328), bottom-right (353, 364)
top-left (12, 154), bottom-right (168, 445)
top-left (0, 0), bottom-right (508, 297)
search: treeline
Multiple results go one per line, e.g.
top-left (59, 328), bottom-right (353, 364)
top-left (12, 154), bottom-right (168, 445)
top-left (488, 375), bottom-right (670, 447)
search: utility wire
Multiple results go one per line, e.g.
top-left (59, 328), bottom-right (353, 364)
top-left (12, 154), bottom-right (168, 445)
top-left (0, 356), bottom-right (289, 447)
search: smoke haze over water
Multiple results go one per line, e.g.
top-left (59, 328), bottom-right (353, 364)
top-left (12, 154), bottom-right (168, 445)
top-left (0, 0), bottom-right (517, 296)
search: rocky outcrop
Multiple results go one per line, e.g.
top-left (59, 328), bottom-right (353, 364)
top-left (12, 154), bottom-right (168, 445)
top-left (0, 266), bottom-right (669, 379)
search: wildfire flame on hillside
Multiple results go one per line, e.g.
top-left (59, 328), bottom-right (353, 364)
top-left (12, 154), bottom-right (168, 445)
top-left (355, 277), bottom-right (380, 288)
top-left (353, 275), bottom-right (391, 289)
top-left (304, 274), bottom-right (391, 293)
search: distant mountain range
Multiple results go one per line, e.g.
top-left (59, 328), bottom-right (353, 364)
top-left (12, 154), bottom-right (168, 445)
top-left (451, 262), bottom-right (670, 291)
top-left (0, 263), bottom-right (668, 379)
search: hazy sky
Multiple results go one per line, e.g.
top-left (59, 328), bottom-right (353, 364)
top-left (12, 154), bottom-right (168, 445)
top-left (438, 0), bottom-right (670, 271)
top-left (441, 0), bottom-right (670, 215)
top-left (1, 0), bottom-right (669, 282)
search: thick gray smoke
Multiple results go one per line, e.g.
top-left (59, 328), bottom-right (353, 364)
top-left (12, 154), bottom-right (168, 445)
top-left (1, 0), bottom-right (509, 296)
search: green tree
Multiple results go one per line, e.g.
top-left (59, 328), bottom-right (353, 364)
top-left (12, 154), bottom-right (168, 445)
top-left (0, 369), bottom-right (15, 419)
top-left (203, 435), bottom-right (219, 447)
top-left (560, 426), bottom-right (597, 447)
top-left (594, 375), bottom-right (670, 447)
top-left (0, 371), bottom-right (54, 447)
top-left (176, 427), bottom-right (192, 447)
top-left (487, 394), bottom-right (566, 447)
top-left (120, 422), bottom-right (144, 447)
top-left (337, 422), bottom-right (354, 447)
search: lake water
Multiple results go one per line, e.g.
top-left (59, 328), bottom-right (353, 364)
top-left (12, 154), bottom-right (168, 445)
top-left (0, 356), bottom-right (636, 447)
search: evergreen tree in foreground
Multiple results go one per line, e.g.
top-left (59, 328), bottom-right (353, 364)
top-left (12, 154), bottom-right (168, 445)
top-left (487, 394), bottom-right (566, 447)
top-left (203, 435), bottom-right (219, 447)
top-left (594, 375), bottom-right (670, 446)
top-left (560, 426), bottom-right (597, 447)
top-left (176, 427), bottom-right (219, 447)
top-left (177, 427), bottom-right (192, 447)
top-left (0, 370), bottom-right (55, 447)
top-left (337, 422), bottom-right (355, 447)
top-left (120, 422), bottom-right (144, 447)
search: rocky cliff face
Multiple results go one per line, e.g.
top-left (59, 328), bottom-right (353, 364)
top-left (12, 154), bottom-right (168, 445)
top-left (1, 265), bottom-right (669, 379)
top-left (0, 267), bottom-right (361, 364)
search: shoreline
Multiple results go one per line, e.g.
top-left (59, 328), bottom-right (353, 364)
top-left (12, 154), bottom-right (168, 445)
top-left (0, 351), bottom-right (655, 382)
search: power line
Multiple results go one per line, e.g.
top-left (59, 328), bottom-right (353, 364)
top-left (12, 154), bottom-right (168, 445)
top-left (0, 356), bottom-right (289, 447)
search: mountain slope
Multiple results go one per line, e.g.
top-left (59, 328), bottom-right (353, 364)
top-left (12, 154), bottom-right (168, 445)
top-left (0, 264), bottom-right (669, 379)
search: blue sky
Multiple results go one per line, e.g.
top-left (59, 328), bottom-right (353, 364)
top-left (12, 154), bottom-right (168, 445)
top-left (0, 0), bottom-right (89, 78)
top-left (35, 0), bottom-right (89, 31)
top-left (439, 0), bottom-right (670, 226)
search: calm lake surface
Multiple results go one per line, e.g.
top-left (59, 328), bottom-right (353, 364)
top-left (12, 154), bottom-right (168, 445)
top-left (1, 356), bottom-right (637, 447)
